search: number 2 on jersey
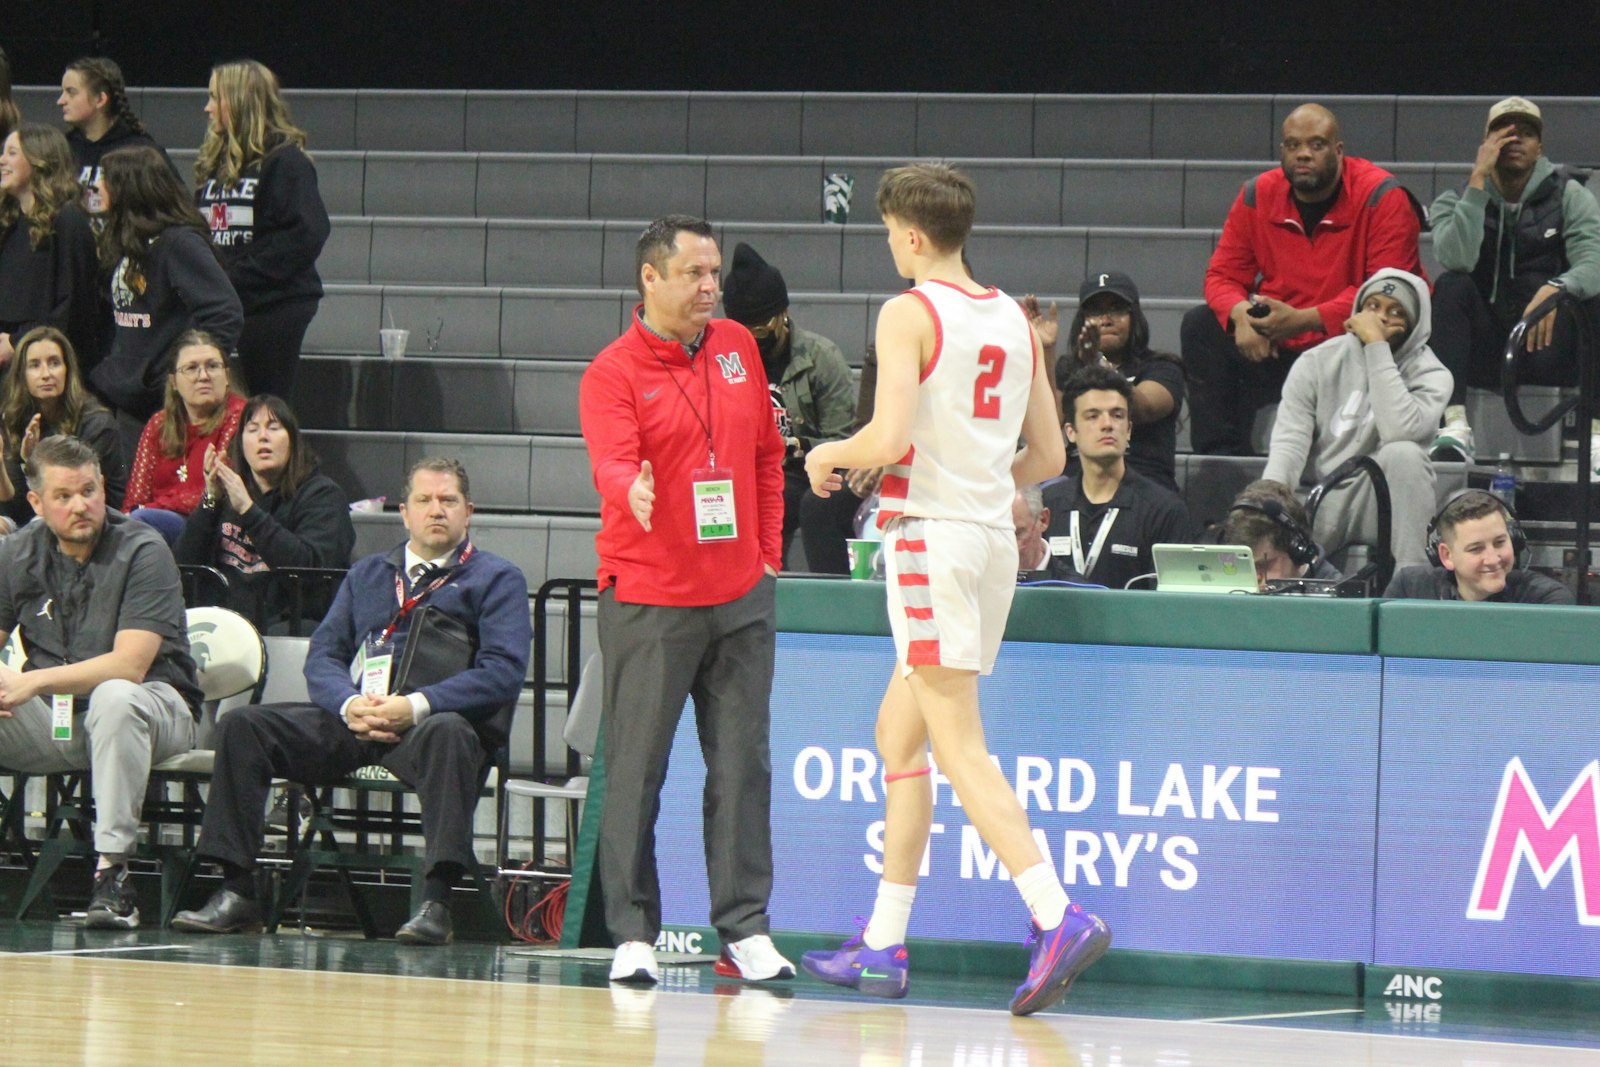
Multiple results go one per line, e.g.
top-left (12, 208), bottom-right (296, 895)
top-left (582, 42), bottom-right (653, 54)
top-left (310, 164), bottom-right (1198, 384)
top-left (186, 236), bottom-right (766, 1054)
top-left (973, 345), bottom-right (1006, 419)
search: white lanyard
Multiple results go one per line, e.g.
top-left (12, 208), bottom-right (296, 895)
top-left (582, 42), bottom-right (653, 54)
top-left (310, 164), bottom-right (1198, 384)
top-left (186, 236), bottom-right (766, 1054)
top-left (1070, 508), bottom-right (1120, 576)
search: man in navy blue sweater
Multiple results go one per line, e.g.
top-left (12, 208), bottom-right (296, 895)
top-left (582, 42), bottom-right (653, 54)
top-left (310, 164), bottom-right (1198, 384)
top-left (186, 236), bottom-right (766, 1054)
top-left (173, 457), bottom-right (531, 944)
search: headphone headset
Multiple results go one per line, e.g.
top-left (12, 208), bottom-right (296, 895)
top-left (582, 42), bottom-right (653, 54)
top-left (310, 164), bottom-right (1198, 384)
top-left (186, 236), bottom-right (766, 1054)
top-left (1425, 489), bottom-right (1529, 569)
top-left (1227, 499), bottom-right (1318, 568)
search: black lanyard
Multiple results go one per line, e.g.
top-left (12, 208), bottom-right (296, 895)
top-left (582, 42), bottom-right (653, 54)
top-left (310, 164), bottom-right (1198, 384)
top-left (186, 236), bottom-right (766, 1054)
top-left (652, 344), bottom-right (717, 467)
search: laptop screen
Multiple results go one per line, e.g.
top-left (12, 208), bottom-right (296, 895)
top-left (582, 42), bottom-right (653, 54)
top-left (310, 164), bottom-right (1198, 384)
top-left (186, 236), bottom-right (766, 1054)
top-left (1152, 543), bottom-right (1258, 594)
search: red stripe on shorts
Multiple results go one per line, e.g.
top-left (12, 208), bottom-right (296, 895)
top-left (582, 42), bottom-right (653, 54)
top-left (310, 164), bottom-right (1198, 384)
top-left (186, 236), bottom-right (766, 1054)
top-left (880, 473), bottom-right (910, 499)
top-left (907, 639), bottom-right (942, 664)
top-left (897, 573), bottom-right (931, 586)
top-left (904, 606), bottom-right (935, 620)
top-left (895, 538), bottom-right (928, 552)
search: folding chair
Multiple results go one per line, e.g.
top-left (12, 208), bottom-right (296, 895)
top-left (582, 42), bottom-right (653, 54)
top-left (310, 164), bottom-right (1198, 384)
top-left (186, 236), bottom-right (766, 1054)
top-left (145, 607), bottom-right (267, 921)
top-left (497, 649), bottom-right (603, 881)
top-left (14, 607), bottom-right (266, 921)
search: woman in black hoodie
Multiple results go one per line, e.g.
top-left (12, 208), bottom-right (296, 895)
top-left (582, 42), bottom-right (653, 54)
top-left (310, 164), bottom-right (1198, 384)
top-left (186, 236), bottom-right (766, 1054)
top-left (193, 60), bottom-right (329, 400)
top-left (0, 124), bottom-right (101, 369)
top-left (0, 326), bottom-right (126, 526)
top-left (58, 56), bottom-right (179, 215)
top-left (92, 144), bottom-right (242, 456)
top-left (175, 393), bottom-right (353, 626)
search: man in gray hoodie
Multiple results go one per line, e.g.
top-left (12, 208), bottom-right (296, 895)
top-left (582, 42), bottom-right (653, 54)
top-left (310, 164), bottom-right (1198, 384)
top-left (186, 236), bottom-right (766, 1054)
top-left (1264, 268), bottom-right (1451, 569)
top-left (1427, 97), bottom-right (1600, 462)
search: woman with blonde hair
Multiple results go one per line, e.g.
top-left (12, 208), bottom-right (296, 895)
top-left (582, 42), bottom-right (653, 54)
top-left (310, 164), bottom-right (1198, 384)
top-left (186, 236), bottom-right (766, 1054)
top-left (0, 326), bottom-right (126, 526)
top-left (0, 124), bottom-right (101, 369)
top-left (194, 60), bottom-right (328, 399)
top-left (124, 329), bottom-right (247, 544)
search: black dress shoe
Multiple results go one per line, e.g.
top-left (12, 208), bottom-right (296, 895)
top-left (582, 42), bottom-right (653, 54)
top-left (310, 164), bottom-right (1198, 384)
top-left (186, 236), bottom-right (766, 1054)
top-left (171, 889), bottom-right (264, 934)
top-left (395, 901), bottom-right (453, 946)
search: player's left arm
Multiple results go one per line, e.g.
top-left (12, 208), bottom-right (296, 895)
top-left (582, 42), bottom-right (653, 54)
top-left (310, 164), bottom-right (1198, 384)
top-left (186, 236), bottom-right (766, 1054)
top-left (806, 294), bottom-right (925, 494)
top-left (1012, 326), bottom-right (1067, 487)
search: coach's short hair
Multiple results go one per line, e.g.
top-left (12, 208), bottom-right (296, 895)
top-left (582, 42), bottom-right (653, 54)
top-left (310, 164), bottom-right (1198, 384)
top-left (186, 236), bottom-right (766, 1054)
top-left (635, 214), bottom-right (715, 298)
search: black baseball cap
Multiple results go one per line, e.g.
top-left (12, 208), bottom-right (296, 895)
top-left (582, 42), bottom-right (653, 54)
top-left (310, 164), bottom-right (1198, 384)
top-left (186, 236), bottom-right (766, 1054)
top-left (1079, 270), bottom-right (1140, 306)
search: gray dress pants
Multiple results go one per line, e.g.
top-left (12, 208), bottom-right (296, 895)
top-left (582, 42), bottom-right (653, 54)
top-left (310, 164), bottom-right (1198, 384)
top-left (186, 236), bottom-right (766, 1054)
top-left (596, 575), bottom-right (777, 947)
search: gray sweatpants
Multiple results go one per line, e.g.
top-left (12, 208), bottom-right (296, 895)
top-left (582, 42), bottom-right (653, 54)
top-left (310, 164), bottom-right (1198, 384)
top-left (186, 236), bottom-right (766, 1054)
top-left (1312, 440), bottom-right (1437, 570)
top-left (596, 575), bottom-right (777, 947)
top-left (0, 680), bottom-right (196, 856)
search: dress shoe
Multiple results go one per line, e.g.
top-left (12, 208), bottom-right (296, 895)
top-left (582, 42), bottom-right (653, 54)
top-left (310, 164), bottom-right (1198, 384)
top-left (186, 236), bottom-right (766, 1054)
top-left (171, 889), bottom-right (263, 934)
top-left (395, 900), bottom-right (453, 945)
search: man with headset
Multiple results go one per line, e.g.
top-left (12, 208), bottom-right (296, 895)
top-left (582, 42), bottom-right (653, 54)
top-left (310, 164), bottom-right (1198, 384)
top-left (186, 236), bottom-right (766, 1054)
top-left (1219, 480), bottom-right (1343, 592)
top-left (1384, 490), bottom-right (1573, 603)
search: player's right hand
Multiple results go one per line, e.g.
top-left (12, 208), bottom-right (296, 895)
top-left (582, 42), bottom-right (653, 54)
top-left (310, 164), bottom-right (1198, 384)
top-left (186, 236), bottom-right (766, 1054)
top-left (629, 460), bottom-right (655, 531)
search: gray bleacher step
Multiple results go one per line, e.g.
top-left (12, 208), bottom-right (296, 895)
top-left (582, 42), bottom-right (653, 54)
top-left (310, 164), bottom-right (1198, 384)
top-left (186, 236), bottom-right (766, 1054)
top-left (29, 87), bottom-right (1596, 164)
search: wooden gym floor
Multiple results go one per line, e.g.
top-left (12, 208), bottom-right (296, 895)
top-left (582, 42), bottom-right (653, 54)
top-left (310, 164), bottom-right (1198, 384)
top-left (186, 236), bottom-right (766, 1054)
top-left (0, 919), bottom-right (1596, 1065)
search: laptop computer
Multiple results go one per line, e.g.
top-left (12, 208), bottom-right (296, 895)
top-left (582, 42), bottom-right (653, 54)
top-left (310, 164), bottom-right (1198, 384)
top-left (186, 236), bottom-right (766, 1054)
top-left (1152, 544), bottom-right (1258, 595)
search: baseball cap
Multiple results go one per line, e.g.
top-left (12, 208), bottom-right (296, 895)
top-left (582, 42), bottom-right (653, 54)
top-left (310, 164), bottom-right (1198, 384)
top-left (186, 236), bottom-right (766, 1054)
top-left (1078, 271), bottom-right (1140, 306)
top-left (1486, 97), bottom-right (1542, 135)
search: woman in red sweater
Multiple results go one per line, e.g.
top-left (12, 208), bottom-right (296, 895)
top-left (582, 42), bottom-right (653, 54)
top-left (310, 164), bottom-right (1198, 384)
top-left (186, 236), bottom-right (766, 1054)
top-left (124, 328), bottom-right (245, 543)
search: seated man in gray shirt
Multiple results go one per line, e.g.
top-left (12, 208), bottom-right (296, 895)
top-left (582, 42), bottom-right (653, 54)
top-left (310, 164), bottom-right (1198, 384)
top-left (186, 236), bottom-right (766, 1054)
top-left (0, 435), bottom-right (202, 928)
top-left (1384, 489), bottom-right (1573, 604)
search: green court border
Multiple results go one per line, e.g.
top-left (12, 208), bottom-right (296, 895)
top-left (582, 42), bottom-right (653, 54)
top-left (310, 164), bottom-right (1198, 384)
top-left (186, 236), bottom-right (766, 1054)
top-left (561, 579), bottom-right (1597, 1003)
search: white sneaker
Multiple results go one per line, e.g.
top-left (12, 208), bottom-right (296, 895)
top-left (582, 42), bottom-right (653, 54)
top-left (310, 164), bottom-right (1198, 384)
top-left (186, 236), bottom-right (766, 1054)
top-left (609, 940), bottom-right (660, 984)
top-left (1430, 421), bottom-right (1475, 464)
top-left (715, 933), bottom-right (796, 981)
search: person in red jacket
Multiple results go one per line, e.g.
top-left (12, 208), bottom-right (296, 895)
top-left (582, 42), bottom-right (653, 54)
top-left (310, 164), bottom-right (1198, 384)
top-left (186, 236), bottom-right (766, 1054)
top-left (579, 214), bottom-right (792, 988)
top-left (1182, 103), bottom-right (1427, 455)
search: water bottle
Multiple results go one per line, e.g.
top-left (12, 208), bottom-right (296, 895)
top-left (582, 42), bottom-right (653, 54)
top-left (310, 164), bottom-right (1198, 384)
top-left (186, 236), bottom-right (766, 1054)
top-left (1490, 454), bottom-right (1517, 510)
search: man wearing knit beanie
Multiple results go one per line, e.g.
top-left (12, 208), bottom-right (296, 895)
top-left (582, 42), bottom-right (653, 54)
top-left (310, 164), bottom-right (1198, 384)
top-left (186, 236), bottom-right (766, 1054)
top-left (722, 243), bottom-right (857, 567)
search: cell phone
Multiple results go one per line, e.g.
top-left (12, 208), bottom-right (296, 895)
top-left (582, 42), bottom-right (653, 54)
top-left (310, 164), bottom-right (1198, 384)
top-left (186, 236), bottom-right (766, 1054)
top-left (1246, 301), bottom-right (1270, 319)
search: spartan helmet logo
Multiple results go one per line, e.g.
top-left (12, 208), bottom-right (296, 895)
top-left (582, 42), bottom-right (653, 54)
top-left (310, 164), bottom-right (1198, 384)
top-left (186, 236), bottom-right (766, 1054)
top-left (188, 621), bottom-right (217, 671)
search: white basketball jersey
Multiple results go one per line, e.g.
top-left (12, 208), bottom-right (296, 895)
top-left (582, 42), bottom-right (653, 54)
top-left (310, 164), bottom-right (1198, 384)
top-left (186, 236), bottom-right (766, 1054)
top-left (878, 280), bottom-right (1036, 529)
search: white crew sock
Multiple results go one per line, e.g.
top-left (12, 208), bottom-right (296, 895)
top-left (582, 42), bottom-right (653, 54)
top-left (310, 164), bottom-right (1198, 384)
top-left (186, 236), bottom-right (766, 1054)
top-left (862, 879), bottom-right (917, 949)
top-left (1015, 862), bottom-right (1069, 930)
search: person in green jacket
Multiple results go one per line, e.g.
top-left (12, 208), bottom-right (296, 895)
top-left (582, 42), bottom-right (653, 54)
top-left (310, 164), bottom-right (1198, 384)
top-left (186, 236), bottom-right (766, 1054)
top-left (1428, 96), bottom-right (1600, 463)
top-left (721, 242), bottom-right (857, 566)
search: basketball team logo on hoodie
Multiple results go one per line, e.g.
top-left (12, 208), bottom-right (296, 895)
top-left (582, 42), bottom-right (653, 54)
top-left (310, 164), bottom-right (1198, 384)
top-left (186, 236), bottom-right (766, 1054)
top-left (111, 259), bottom-right (151, 328)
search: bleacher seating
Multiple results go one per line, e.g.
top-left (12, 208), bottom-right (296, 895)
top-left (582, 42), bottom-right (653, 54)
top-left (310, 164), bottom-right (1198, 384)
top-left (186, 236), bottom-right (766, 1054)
top-left (15, 83), bottom-right (1559, 543)
top-left (12, 82), bottom-right (1586, 930)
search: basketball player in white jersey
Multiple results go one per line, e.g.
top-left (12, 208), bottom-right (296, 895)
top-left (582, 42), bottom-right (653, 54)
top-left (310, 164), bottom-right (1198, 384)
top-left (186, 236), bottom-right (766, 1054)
top-left (802, 164), bottom-right (1111, 1015)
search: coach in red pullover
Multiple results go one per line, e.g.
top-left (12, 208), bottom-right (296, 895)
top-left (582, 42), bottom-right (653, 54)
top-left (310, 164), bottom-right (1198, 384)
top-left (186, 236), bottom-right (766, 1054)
top-left (1182, 103), bottom-right (1426, 455)
top-left (579, 215), bottom-right (793, 987)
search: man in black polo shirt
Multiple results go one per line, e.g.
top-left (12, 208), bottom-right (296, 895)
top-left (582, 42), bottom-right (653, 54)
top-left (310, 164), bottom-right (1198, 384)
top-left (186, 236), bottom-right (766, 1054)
top-left (0, 435), bottom-right (202, 929)
top-left (1384, 490), bottom-right (1573, 604)
top-left (1041, 365), bottom-right (1193, 589)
